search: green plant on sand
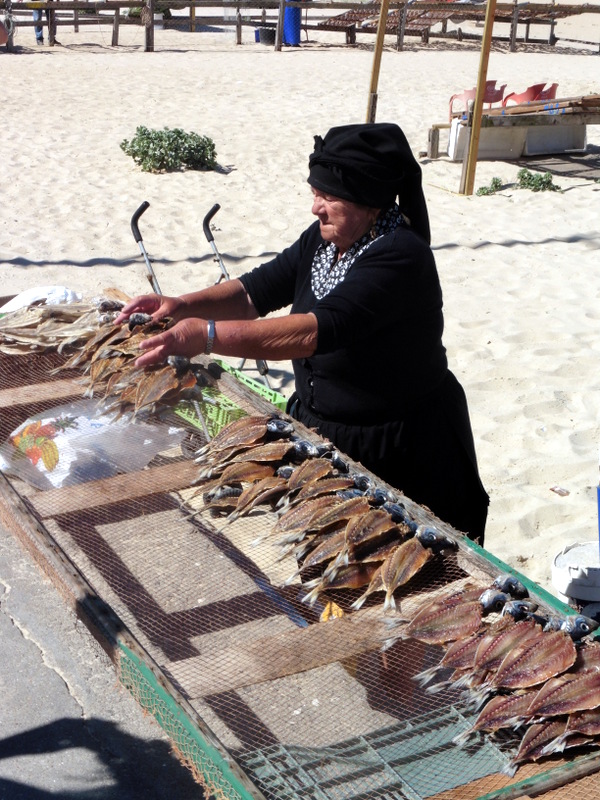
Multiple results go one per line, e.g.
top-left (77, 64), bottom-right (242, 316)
top-left (476, 177), bottom-right (504, 196)
top-left (120, 126), bottom-right (217, 173)
top-left (516, 168), bottom-right (562, 192)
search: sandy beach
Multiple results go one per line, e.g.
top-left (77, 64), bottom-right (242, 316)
top-left (2, 7), bottom-right (600, 598)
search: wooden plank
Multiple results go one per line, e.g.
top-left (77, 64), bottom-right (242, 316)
top-left (30, 459), bottom-right (198, 518)
top-left (170, 577), bottom-right (477, 698)
top-left (0, 378), bottom-right (84, 409)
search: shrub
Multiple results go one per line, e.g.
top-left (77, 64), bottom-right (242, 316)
top-left (476, 177), bottom-right (504, 196)
top-left (516, 168), bottom-right (561, 192)
top-left (120, 126), bottom-right (217, 173)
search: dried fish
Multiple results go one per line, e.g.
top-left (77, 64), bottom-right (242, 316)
top-left (195, 414), bottom-right (278, 459)
top-left (227, 475), bottom-right (289, 522)
top-left (193, 460), bottom-right (276, 493)
top-left (302, 562), bottom-right (382, 605)
top-left (489, 630), bottom-right (577, 692)
top-left (457, 691), bottom-right (536, 743)
top-left (526, 669), bottom-right (600, 720)
top-left (284, 475), bottom-right (354, 507)
top-left (380, 536), bottom-right (433, 612)
top-left (506, 720), bottom-right (569, 773)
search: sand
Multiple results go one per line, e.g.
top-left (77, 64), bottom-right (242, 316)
top-left (1, 6), bottom-right (600, 596)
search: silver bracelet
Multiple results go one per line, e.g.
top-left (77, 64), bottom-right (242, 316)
top-left (204, 319), bottom-right (215, 355)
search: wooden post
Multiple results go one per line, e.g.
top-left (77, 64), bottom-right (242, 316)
top-left (236, 6), bottom-right (241, 43)
top-left (275, 0), bottom-right (284, 50)
top-left (48, 0), bottom-right (56, 45)
top-left (460, 0), bottom-right (497, 196)
top-left (396, 0), bottom-right (408, 51)
top-left (510, 3), bottom-right (518, 52)
top-left (190, 1), bottom-right (195, 31)
top-left (145, 0), bottom-right (154, 52)
top-left (366, 0), bottom-right (390, 122)
top-left (112, 6), bottom-right (120, 45)
top-left (74, 7), bottom-right (79, 32)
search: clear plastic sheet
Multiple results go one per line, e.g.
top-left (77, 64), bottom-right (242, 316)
top-left (0, 398), bottom-right (185, 490)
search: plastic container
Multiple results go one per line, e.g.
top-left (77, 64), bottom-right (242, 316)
top-left (552, 541), bottom-right (600, 605)
top-left (215, 359), bottom-right (287, 412)
top-left (258, 26), bottom-right (275, 45)
top-left (283, 7), bottom-right (301, 45)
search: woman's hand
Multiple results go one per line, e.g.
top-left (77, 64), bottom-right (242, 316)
top-left (114, 294), bottom-right (186, 325)
top-left (134, 318), bottom-right (209, 368)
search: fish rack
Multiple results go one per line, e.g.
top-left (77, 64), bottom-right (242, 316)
top-left (1, 335), bottom-right (600, 800)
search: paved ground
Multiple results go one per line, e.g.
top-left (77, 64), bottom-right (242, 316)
top-left (0, 520), bottom-right (204, 800)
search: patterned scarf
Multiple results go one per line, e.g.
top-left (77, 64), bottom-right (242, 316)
top-left (311, 205), bottom-right (404, 300)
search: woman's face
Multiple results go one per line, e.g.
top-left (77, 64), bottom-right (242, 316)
top-left (311, 189), bottom-right (378, 255)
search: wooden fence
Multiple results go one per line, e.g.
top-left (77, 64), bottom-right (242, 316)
top-left (1, 0), bottom-right (599, 53)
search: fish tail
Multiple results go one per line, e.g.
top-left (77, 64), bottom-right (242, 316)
top-left (383, 592), bottom-right (397, 613)
top-left (540, 734), bottom-right (568, 756)
top-left (350, 593), bottom-right (368, 611)
top-left (452, 728), bottom-right (476, 748)
top-left (502, 762), bottom-right (518, 778)
top-left (381, 635), bottom-right (403, 652)
top-left (302, 584), bottom-right (324, 606)
top-left (283, 569), bottom-right (302, 586)
top-left (412, 665), bottom-right (439, 687)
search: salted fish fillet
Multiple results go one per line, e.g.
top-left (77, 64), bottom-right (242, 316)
top-left (490, 630), bottom-right (577, 691)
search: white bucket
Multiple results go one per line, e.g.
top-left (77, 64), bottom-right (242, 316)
top-left (552, 541), bottom-right (600, 605)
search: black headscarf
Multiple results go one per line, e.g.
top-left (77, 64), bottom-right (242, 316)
top-left (307, 122), bottom-right (430, 244)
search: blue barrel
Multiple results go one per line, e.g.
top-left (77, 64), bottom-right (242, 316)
top-left (283, 6), bottom-right (301, 45)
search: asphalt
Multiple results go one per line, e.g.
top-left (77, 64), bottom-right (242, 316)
top-left (0, 520), bottom-right (205, 800)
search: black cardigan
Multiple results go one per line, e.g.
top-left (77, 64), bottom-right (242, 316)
top-left (239, 220), bottom-right (448, 426)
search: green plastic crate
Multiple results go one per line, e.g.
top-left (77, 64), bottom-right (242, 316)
top-left (216, 359), bottom-right (288, 412)
top-left (174, 387), bottom-right (247, 439)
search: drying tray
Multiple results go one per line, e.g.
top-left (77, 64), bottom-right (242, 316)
top-left (1, 345), bottom-right (599, 800)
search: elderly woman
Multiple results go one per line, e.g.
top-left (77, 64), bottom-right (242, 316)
top-left (116, 123), bottom-right (489, 543)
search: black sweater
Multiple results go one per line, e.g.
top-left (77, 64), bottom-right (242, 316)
top-left (239, 220), bottom-right (448, 426)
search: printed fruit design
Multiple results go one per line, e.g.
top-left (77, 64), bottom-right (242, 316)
top-left (11, 416), bottom-right (77, 471)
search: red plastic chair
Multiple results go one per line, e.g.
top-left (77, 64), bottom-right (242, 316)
top-left (502, 82), bottom-right (558, 107)
top-left (449, 81), bottom-right (507, 121)
top-left (536, 83), bottom-right (559, 102)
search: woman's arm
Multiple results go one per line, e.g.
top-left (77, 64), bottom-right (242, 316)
top-left (114, 279), bottom-right (258, 325)
top-left (135, 312), bottom-right (318, 368)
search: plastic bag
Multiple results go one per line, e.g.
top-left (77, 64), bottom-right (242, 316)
top-left (0, 399), bottom-right (186, 490)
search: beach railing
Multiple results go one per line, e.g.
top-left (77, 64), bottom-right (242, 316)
top-left (2, 0), bottom-right (599, 52)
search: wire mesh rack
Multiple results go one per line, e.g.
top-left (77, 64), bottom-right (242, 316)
top-left (1, 345), bottom-right (600, 800)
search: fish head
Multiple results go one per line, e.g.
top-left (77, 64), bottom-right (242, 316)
top-left (352, 473), bottom-right (374, 493)
top-left (479, 589), bottom-right (510, 615)
top-left (337, 488), bottom-right (367, 500)
top-left (560, 614), bottom-right (600, 641)
top-left (328, 451), bottom-right (350, 473)
top-left (290, 439), bottom-right (320, 462)
top-left (371, 487), bottom-right (394, 507)
top-left (501, 599), bottom-right (539, 620)
top-left (492, 573), bottom-right (529, 599)
top-left (315, 441), bottom-right (334, 457)
top-left (266, 418), bottom-right (295, 439)
top-left (415, 526), bottom-right (458, 552)
top-left (276, 465), bottom-right (295, 480)
top-left (167, 355), bottom-right (191, 377)
top-left (128, 312), bottom-right (153, 329)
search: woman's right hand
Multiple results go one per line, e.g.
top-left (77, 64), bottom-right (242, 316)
top-left (114, 294), bottom-right (186, 325)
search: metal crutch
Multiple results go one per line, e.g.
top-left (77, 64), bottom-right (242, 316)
top-left (129, 201), bottom-right (212, 440)
top-left (202, 204), bottom-right (271, 388)
top-left (131, 201), bottom-right (162, 296)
